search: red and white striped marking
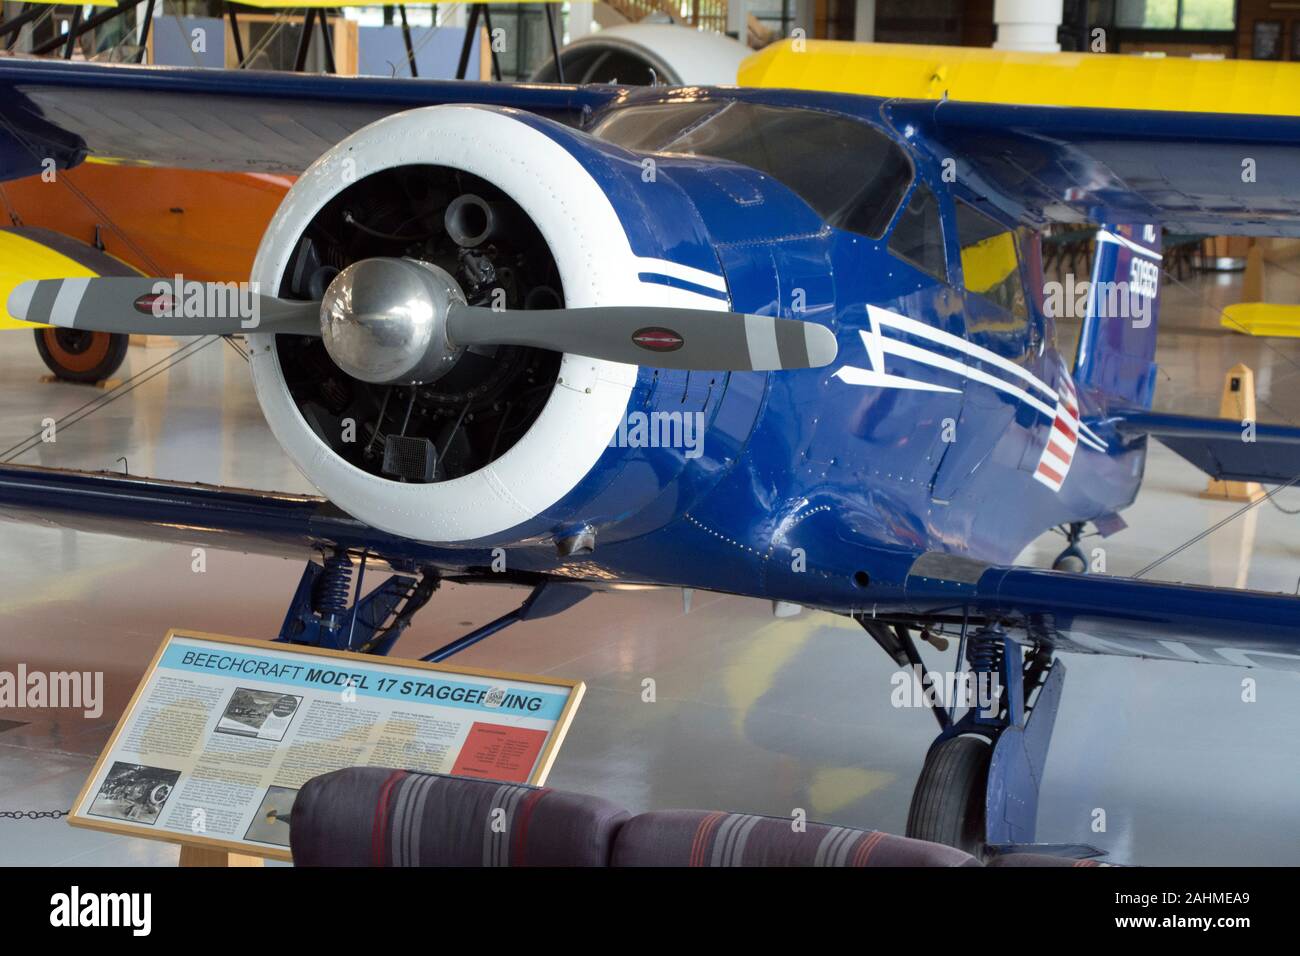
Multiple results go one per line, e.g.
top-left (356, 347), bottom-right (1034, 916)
top-left (1034, 378), bottom-right (1080, 492)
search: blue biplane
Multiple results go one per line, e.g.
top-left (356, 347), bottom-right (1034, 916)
top-left (3, 57), bottom-right (1300, 859)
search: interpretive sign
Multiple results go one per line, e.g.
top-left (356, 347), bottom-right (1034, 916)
top-left (69, 629), bottom-right (584, 860)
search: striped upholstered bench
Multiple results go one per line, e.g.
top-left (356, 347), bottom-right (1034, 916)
top-left (290, 768), bottom-right (980, 867)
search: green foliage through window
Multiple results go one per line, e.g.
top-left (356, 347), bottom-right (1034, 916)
top-left (1116, 0), bottom-right (1234, 31)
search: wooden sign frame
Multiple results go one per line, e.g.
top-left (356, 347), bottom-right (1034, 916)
top-left (69, 628), bottom-right (585, 862)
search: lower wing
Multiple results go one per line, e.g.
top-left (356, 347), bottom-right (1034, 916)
top-left (897, 552), bottom-right (1300, 673)
top-left (5, 465), bottom-right (1299, 672)
top-left (0, 463), bottom-right (508, 581)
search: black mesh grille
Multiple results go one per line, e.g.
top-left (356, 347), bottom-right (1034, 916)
top-left (383, 435), bottom-right (438, 482)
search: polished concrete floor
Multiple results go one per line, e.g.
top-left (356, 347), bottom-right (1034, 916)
top-left (1, 264), bottom-right (1299, 866)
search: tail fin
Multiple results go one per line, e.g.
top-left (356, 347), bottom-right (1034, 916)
top-left (1073, 223), bottom-right (1162, 411)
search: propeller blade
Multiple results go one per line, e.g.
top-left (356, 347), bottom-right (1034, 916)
top-left (6, 277), bottom-right (321, 337)
top-left (445, 304), bottom-right (837, 372)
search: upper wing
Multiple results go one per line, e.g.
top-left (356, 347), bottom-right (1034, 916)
top-left (0, 58), bottom-right (621, 180)
top-left (740, 39), bottom-right (1300, 236)
top-left (9, 57), bottom-right (1300, 239)
top-left (898, 553), bottom-right (1300, 672)
top-left (741, 39), bottom-right (1300, 119)
top-left (881, 97), bottom-right (1300, 237)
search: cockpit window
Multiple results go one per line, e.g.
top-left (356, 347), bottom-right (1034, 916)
top-left (888, 183), bottom-right (946, 280)
top-left (589, 102), bottom-right (720, 152)
top-left (592, 101), bottom-right (913, 240)
top-left (955, 200), bottom-right (1028, 320)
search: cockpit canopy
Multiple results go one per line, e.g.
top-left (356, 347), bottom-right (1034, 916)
top-left (592, 101), bottom-right (913, 240)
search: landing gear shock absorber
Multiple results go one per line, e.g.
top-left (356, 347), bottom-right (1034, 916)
top-left (965, 625), bottom-right (1005, 692)
top-left (279, 549), bottom-right (438, 655)
top-left (313, 551), bottom-right (353, 631)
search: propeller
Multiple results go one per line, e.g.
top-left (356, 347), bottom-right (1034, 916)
top-left (6, 276), bottom-right (320, 337)
top-left (7, 258), bottom-right (838, 385)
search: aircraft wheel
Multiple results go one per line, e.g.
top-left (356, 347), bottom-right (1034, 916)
top-left (34, 328), bottom-right (128, 384)
top-left (906, 735), bottom-right (991, 858)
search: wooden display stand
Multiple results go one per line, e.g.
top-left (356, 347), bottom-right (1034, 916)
top-left (128, 335), bottom-right (179, 349)
top-left (1202, 363), bottom-right (1266, 503)
top-left (179, 845), bottom-right (266, 867)
top-left (1202, 234), bottom-right (1252, 269)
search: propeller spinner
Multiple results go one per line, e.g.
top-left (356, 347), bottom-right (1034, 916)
top-left (7, 258), bottom-right (838, 383)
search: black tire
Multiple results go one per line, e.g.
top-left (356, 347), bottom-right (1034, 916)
top-left (906, 735), bottom-right (992, 858)
top-left (34, 328), bottom-right (128, 383)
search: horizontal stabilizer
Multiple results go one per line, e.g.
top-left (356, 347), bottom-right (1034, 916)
top-left (1115, 411), bottom-right (1300, 484)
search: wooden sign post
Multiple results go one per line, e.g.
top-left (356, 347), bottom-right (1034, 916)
top-left (179, 845), bottom-right (265, 867)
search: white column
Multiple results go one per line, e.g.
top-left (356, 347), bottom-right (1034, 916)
top-left (726, 0), bottom-right (752, 41)
top-left (993, 0), bottom-right (1062, 52)
top-left (568, 1), bottom-right (594, 40)
top-left (793, 0), bottom-right (815, 38)
top-left (853, 0), bottom-right (875, 42)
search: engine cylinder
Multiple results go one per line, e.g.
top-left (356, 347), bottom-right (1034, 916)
top-left (444, 193), bottom-right (521, 248)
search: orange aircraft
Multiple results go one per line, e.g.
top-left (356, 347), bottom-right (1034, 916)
top-left (0, 164), bottom-right (288, 381)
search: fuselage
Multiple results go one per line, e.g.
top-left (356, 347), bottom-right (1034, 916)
top-left (358, 87), bottom-right (1149, 612)
top-left (0, 65), bottom-right (1150, 612)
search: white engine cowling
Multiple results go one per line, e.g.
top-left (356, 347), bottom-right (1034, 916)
top-left (246, 105), bottom-right (644, 544)
top-left (530, 23), bottom-right (750, 86)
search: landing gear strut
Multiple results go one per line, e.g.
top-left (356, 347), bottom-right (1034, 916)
top-left (860, 615), bottom-right (1098, 862)
top-left (902, 624), bottom-right (1057, 858)
top-left (277, 549), bottom-right (591, 661)
top-left (1051, 521), bottom-right (1088, 572)
top-left (278, 549), bottom-right (437, 655)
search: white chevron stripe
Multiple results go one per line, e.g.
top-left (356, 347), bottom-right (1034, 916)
top-left (837, 304), bottom-right (1114, 474)
top-left (1077, 431), bottom-right (1108, 454)
top-left (634, 256), bottom-right (728, 293)
top-left (879, 335), bottom-right (1059, 421)
top-left (841, 304), bottom-right (1110, 452)
top-left (1078, 421), bottom-right (1107, 447)
top-left (871, 305), bottom-right (1059, 404)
